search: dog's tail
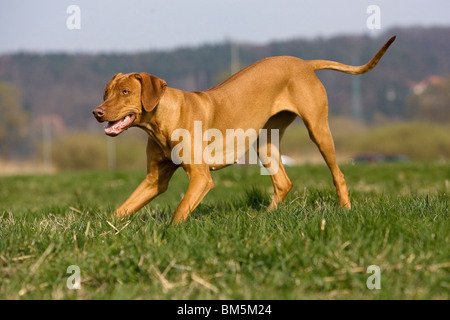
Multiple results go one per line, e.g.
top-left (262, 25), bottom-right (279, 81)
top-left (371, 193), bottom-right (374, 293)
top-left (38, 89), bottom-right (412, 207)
top-left (307, 36), bottom-right (396, 75)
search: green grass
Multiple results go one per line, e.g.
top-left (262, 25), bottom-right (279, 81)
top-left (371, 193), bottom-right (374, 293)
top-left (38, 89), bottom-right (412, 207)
top-left (0, 162), bottom-right (449, 299)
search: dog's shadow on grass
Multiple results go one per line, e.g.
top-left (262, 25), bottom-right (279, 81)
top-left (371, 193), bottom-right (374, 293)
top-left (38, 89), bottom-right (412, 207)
top-left (138, 186), bottom-right (270, 221)
top-left (107, 186), bottom-right (341, 226)
top-left (125, 187), bottom-right (270, 227)
top-left (194, 186), bottom-right (271, 218)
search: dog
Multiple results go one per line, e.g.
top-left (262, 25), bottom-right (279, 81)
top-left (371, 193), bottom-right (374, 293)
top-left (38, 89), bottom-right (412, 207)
top-left (93, 36), bottom-right (396, 224)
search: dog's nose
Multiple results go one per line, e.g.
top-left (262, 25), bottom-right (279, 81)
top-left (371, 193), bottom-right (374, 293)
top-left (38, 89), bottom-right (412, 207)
top-left (93, 107), bottom-right (105, 120)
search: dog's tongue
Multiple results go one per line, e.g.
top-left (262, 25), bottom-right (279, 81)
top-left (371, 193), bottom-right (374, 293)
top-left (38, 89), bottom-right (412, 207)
top-left (104, 114), bottom-right (134, 135)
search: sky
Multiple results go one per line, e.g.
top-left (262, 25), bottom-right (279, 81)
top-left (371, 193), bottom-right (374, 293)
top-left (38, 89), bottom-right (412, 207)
top-left (1, 0), bottom-right (449, 54)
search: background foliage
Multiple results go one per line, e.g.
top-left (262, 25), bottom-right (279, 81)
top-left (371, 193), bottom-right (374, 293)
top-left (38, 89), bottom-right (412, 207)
top-left (0, 26), bottom-right (449, 169)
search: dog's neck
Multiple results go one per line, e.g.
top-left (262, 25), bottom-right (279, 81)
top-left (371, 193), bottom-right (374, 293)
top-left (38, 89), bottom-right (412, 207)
top-left (136, 90), bottom-right (182, 155)
top-left (136, 108), bottom-right (166, 145)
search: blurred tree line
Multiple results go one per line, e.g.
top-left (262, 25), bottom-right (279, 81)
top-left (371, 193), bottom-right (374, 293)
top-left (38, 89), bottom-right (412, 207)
top-left (0, 82), bottom-right (27, 159)
top-left (0, 26), bottom-right (449, 168)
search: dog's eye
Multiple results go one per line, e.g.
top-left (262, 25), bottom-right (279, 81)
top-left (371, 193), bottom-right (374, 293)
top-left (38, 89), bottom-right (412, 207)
top-left (122, 89), bottom-right (130, 95)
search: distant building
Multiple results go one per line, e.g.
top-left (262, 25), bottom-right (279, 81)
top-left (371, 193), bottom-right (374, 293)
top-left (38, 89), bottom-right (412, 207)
top-left (409, 75), bottom-right (444, 95)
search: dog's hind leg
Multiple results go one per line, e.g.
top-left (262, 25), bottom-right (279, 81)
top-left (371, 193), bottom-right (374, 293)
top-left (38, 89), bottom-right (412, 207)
top-left (265, 158), bottom-right (293, 211)
top-left (302, 105), bottom-right (351, 209)
top-left (258, 111), bottom-right (296, 210)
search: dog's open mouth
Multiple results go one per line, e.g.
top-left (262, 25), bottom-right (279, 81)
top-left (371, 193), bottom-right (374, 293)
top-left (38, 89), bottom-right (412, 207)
top-left (104, 114), bottom-right (136, 136)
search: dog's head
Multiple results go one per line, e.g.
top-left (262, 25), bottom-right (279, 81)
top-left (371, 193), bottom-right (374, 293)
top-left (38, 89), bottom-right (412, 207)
top-left (93, 72), bottom-right (167, 136)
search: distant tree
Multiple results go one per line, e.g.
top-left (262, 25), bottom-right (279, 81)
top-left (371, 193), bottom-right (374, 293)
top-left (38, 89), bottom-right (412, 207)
top-left (407, 76), bottom-right (450, 123)
top-left (0, 81), bottom-right (27, 159)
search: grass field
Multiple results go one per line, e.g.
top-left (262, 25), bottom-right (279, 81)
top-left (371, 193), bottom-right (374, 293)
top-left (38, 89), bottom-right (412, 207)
top-left (0, 161), bottom-right (449, 299)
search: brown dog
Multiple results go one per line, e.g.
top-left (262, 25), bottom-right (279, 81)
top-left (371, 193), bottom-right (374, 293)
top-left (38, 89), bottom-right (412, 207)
top-left (93, 36), bottom-right (395, 224)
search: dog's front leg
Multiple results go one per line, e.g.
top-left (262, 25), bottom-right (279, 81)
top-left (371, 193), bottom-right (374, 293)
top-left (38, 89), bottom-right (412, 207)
top-left (172, 164), bottom-right (214, 224)
top-left (114, 160), bottom-right (177, 219)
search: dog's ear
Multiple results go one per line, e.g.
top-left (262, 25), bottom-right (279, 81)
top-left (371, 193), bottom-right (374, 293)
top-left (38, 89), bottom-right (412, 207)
top-left (134, 73), bottom-right (167, 112)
